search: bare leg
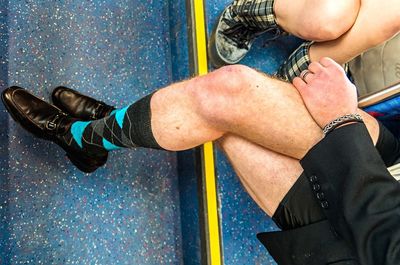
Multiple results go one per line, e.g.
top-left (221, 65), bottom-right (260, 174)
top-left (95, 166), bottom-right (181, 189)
top-left (151, 65), bottom-right (379, 158)
top-left (151, 65), bottom-right (321, 157)
top-left (275, 0), bottom-right (361, 41)
top-left (218, 111), bottom-right (378, 216)
top-left (218, 134), bottom-right (302, 216)
top-left (309, 0), bottom-right (400, 64)
top-left (274, 0), bottom-right (400, 63)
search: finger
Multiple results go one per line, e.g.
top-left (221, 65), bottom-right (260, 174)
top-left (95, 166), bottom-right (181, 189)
top-left (292, 76), bottom-right (307, 92)
top-left (308, 62), bottom-right (324, 74)
top-left (319, 57), bottom-right (336, 67)
top-left (299, 70), bottom-right (309, 80)
top-left (300, 70), bottom-right (314, 84)
top-left (321, 57), bottom-right (347, 76)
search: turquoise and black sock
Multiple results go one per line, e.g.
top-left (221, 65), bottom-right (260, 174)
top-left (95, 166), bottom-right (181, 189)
top-left (68, 93), bottom-right (162, 153)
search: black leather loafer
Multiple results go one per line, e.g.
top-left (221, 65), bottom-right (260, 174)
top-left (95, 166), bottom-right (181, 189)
top-left (2, 86), bottom-right (108, 173)
top-left (52, 86), bottom-right (115, 120)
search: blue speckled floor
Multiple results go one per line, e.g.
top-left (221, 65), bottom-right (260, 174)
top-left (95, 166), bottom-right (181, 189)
top-left (1, 0), bottom-right (304, 264)
top-left (1, 1), bottom-right (189, 264)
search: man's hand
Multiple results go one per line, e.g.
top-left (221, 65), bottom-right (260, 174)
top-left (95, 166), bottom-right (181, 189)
top-left (292, 57), bottom-right (358, 128)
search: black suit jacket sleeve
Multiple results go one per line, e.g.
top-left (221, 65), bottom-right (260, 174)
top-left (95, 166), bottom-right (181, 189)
top-left (300, 123), bottom-right (400, 265)
top-left (258, 123), bottom-right (400, 265)
top-left (257, 219), bottom-right (359, 264)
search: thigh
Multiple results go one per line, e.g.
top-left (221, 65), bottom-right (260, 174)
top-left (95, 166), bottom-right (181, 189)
top-left (309, 0), bottom-right (400, 64)
top-left (275, 0), bottom-right (360, 41)
top-left (359, 0), bottom-right (400, 37)
top-left (219, 133), bottom-right (325, 229)
top-left (218, 134), bottom-right (304, 217)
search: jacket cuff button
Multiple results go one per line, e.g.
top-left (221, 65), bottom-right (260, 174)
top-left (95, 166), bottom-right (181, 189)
top-left (312, 183), bottom-right (321, 191)
top-left (321, 200), bottom-right (329, 209)
top-left (309, 175), bottom-right (318, 183)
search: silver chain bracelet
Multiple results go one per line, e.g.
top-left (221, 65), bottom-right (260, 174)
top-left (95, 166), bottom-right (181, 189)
top-left (323, 113), bottom-right (364, 135)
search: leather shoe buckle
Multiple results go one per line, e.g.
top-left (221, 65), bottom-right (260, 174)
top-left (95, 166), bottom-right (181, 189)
top-left (46, 121), bottom-right (57, 131)
top-left (91, 103), bottom-right (103, 120)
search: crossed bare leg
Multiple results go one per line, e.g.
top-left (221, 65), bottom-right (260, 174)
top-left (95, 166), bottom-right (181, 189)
top-left (150, 62), bottom-right (380, 216)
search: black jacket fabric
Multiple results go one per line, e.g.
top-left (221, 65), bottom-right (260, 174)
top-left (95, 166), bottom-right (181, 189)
top-left (258, 123), bottom-right (400, 265)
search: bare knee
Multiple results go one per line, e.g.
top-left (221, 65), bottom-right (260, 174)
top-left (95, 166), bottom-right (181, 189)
top-left (297, 0), bottom-right (360, 41)
top-left (191, 64), bottom-right (255, 125)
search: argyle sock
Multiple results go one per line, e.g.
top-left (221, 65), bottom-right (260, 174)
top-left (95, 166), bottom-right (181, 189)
top-left (68, 93), bottom-right (162, 153)
top-left (275, 41), bottom-right (313, 82)
top-left (231, 0), bottom-right (281, 30)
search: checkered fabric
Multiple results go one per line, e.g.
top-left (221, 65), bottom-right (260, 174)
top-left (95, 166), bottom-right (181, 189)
top-left (231, 0), bottom-right (278, 29)
top-left (275, 41), bottom-right (313, 82)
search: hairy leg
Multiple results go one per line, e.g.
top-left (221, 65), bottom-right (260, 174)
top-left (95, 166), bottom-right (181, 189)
top-left (309, 0), bottom-right (400, 64)
top-left (218, 112), bottom-right (379, 217)
top-left (217, 134), bottom-right (302, 216)
top-left (151, 64), bottom-right (379, 158)
top-left (274, 0), bottom-right (360, 41)
top-left (151, 65), bottom-right (321, 156)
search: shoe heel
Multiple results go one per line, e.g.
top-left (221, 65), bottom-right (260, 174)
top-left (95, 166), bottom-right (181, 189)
top-left (66, 153), bottom-right (107, 173)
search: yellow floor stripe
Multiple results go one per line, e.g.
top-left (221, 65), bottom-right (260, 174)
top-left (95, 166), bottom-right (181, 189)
top-left (194, 0), bottom-right (208, 75)
top-left (203, 142), bottom-right (221, 265)
top-left (193, 1), bottom-right (222, 265)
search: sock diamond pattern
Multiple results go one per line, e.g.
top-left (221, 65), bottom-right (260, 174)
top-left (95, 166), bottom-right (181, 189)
top-left (69, 93), bottom-right (162, 152)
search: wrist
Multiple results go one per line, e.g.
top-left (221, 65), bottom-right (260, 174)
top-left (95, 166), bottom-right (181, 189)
top-left (323, 113), bottom-right (364, 136)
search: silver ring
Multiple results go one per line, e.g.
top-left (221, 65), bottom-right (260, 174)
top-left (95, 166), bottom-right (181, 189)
top-left (300, 70), bottom-right (311, 81)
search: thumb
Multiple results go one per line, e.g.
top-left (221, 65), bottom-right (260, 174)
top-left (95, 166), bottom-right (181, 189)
top-left (292, 77), bottom-right (308, 97)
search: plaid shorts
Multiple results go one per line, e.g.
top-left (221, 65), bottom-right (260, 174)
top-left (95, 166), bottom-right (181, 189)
top-left (231, 0), bottom-right (277, 29)
top-left (276, 41), bottom-right (313, 82)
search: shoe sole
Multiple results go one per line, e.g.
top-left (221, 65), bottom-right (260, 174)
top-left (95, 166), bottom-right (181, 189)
top-left (208, 9), bottom-right (250, 68)
top-left (208, 18), bottom-right (239, 68)
top-left (2, 87), bottom-right (107, 173)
